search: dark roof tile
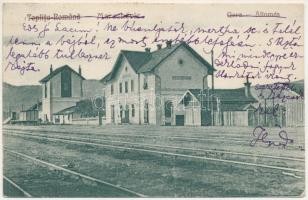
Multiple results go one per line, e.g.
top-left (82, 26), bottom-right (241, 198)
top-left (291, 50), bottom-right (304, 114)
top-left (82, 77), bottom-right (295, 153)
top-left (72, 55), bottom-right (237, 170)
top-left (39, 65), bottom-right (85, 83)
top-left (185, 88), bottom-right (257, 111)
top-left (25, 101), bottom-right (42, 111)
top-left (100, 42), bottom-right (215, 83)
top-left (54, 106), bottom-right (76, 115)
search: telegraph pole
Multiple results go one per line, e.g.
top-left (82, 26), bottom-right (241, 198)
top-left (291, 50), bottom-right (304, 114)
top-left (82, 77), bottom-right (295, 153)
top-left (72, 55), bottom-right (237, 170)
top-left (211, 50), bottom-right (215, 126)
top-left (264, 99), bottom-right (267, 126)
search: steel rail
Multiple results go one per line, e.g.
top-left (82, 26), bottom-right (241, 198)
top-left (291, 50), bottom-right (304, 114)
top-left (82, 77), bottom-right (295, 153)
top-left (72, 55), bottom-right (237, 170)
top-left (5, 131), bottom-right (305, 162)
top-left (3, 175), bottom-right (32, 197)
top-left (4, 149), bottom-right (146, 198)
top-left (5, 132), bottom-right (305, 173)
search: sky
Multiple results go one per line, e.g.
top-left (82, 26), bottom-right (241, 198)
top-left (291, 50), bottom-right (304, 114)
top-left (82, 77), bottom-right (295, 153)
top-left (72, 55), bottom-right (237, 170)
top-left (2, 3), bottom-right (304, 88)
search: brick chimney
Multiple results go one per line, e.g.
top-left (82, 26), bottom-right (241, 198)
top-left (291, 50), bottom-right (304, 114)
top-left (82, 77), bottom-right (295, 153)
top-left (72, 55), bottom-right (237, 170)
top-left (50, 64), bottom-right (53, 74)
top-left (244, 76), bottom-right (251, 97)
top-left (79, 65), bottom-right (82, 75)
top-left (157, 44), bottom-right (162, 50)
top-left (166, 40), bottom-right (172, 48)
top-left (145, 48), bottom-right (151, 52)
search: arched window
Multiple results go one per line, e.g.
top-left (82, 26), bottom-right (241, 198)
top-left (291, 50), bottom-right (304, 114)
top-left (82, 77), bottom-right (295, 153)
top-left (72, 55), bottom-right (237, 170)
top-left (165, 101), bottom-right (173, 118)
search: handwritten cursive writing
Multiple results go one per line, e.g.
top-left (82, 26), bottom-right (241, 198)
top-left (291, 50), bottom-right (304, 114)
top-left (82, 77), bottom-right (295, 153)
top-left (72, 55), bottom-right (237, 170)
top-left (250, 126), bottom-right (293, 148)
top-left (5, 61), bottom-right (40, 75)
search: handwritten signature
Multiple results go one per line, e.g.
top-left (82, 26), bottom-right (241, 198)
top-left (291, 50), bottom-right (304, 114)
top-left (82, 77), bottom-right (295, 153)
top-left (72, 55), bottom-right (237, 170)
top-left (250, 125), bottom-right (293, 148)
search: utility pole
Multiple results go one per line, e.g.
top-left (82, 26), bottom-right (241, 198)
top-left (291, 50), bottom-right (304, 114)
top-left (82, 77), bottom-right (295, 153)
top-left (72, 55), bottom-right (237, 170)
top-left (264, 99), bottom-right (267, 126)
top-left (272, 96), bottom-right (275, 126)
top-left (211, 50), bottom-right (215, 126)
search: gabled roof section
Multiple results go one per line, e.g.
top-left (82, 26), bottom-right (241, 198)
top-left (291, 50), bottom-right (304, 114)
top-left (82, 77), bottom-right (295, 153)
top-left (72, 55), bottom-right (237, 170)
top-left (178, 89), bottom-right (201, 105)
top-left (100, 51), bottom-right (151, 83)
top-left (100, 72), bottom-right (112, 83)
top-left (122, 50), bottom-right (152, 71)
top-left (137, 43), bottom-right (182, 73)
top-left (187, 89), bottom-right (206, 102)
top-left (185, 88), bottom-right (257, 103)
top-left (39, 65), bottom-right (85, 83)
top-left (138, 42), bottom-right (215, 74)
top-left (180, 88), bottom-right (257, 111)
top-left (100, 42), bottom-right (215, 83)
top-left (54, 106), bottom-right (76, 115)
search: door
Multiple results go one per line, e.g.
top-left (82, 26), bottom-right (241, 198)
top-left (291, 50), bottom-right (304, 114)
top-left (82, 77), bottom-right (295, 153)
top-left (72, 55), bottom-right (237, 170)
top-left (123, 105), bottom-right (129, 123)
top-left (165, 101), bottom-right (173, 125)
top-left (12, 112), bottom-right (17, 120)
top-left (99, 111), bottom-right (103, 125)
top-left (176, 115), bottom-right (184, 126)
top-left (111, 105), bottom-right (115, 123)
top-left (144, 102), bottom-right (149, 124)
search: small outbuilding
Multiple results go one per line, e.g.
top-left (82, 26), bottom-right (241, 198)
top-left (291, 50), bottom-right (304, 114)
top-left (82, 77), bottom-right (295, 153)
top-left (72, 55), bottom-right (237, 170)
top-left (177, 79), bottom-right (258, 126)
top-left (19, 102), bottom-right (42, 122)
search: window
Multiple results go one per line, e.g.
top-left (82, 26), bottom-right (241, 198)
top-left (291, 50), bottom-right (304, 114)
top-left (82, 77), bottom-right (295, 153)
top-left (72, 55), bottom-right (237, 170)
top-left (131, 80), bottom-right (134, 92)
top-left (143, 77), bottom-right (148, 90)
top-left (125, 81), bottom-right (128, 93)
top-left (178, 59), bottom-right (184, 65)
top-left (111, 84), bottom-right (114, 95)
top-left (120, 105), bottom-right (123, 119)
top-left (165, 101), bottom-right (173, 118)
top-left (144, 101), bottom-right (149, 123)
top-left (61, 69), bottom-right (72, 97)
top-left (131, 104), bottom-right (135, 117)
top-left (119, 82), bottom-right (122, 93)
top-left (111, 105), bottom-right (115, 123)
top-left (44, 83), bottom-right (47, 98)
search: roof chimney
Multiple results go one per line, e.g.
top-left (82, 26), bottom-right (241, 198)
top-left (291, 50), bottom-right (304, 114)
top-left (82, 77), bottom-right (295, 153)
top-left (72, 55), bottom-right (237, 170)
top-left (157, 44), bottom-right (162, 50)
top-left (79, 65), bottom-right (82, 75)
top-left (166, 40), bottom-right (172, 48)
top-left (145, 48), bottom-right (151, 52)
top-left (50, 64), bottom-right (53, 74)
top-left (244, 76), bottom-right (251, 97)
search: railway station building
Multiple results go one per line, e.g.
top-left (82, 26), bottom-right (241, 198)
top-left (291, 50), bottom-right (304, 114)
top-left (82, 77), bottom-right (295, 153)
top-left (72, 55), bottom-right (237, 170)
top-left (101, 41), bottom-right (215, 125)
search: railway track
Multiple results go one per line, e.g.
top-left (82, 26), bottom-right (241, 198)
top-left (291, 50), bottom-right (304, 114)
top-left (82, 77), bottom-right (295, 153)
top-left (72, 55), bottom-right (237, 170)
top-left (3, 176), bottom-right (32, 197)
top-left (4, 148), bottom-right (146, 197)
top-left (6, 127), bottom-right (302, 145)
top-left (4, 127), bottom-right (304, 152)
top-left (4, 131), bottom-right (304, 173)
top-left (4, 126), bottom-right (302, 140)
top-left (3, 127), bottom-right (248, 143)
top-left (4, 130), bottom-right (305, 162)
